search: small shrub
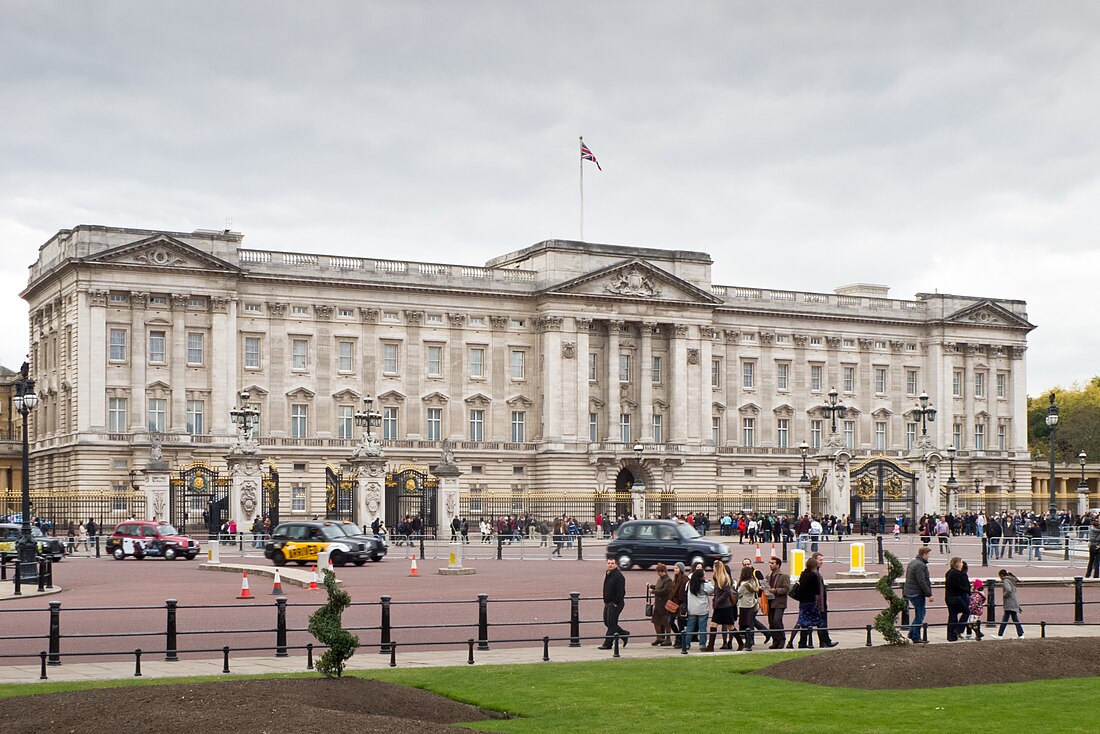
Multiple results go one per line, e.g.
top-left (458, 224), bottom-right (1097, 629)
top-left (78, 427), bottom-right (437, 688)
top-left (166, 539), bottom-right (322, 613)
top-left (873, 550), bottom-right (908, 645)
top-left (307, 568), bottom-right (360, 677)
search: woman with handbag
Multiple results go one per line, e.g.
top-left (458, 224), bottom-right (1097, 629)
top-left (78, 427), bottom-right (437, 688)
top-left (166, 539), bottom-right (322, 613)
top-left (735, 564), bottom-right (762, 651)
top-left (649, 563), bottom-right (674, 646)
top-left (787, 556), bottom-right (822, 649)
top-left (667, 562), bottom-right (689, 647)
top-left (704, 560), bottom-right (736, 651)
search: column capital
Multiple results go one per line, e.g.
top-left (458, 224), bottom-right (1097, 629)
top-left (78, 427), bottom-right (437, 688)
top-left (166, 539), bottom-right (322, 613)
top-left (607, 319), bottom-right (627, 334)
top-left (671, 323), bottom-right (689, 338)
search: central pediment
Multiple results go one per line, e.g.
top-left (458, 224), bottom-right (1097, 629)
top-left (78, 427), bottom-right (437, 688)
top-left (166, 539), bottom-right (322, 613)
top-left (539, 258), bottom-right (722, 305)
top-left (82, 234), bottom-right (240, 274)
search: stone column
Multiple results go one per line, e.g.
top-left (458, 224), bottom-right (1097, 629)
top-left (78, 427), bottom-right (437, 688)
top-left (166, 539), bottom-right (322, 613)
top-left (913, 451), bottom-right (943, 518)
top-left (699, 327), bottom-right (714, 446)
top-left (669, 323), bottom-right (689, 443)
top-left (1009, 346), bottom-right (1028, 450)
top-left (434, 460), bottom-right (463, 533)
top-left (574, 317), bottom-right (592, 442)
top-left (639, 322), bottom-right (655, 442)
top-left (538, 315), bottom-right (564, 444)
top-left (129, 292), bottom-right (149, 431)
top-left (605, 320), bottom-right (624, 440)
top-left (83, 289), bottom-right (108, 429)
top-left (170, 294), bottom-right (189, 434)
top-left (210, 297), bottom-right (233, 436)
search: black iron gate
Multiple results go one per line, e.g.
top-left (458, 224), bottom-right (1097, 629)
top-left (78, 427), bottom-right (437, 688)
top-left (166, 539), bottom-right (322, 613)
top-left (261, 463), bottom-right (280, 528)
top-left (169, 463), bottom-right (230, 536)
top-left (850, 456), bottom-right (917, 529)
top-left (385, 466), bottom-right (438, 533)
top-left (324, 465), bottom-right (356, 523)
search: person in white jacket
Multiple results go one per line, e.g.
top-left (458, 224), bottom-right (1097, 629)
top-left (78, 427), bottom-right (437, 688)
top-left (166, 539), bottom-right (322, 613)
top-left (682, 569), bottom-right (714, 652)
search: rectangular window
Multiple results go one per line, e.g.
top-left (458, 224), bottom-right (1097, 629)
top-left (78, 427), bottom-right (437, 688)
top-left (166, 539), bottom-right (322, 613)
top-left (469, 316), bottom-right (485, 327)
top-left (108, 397), bottom-right (127, 432)
top-left (291, 485), bottom-right (306, 513)
top-left (109, 329), bottom-right (127, 361)
top-left (712, 416), bottom-right (721, 445)
top-left (810, 420), bottom-right (823, 450)
top-left (186, 400), bottom-right (204, 435)
top-left (426, 313), bottom-right (443, 325)
top-left (337, 405), bottom-right (354, 439)
top-left (712, 358), bottom-right (722, 388)
top-left (619, 354), bottom-right (631, 382)
top-left (290, 404), bottom-right (308, 438)
top-left (953, 370), bottom-right (963, 397)
top-left (291, 339), bottom-right (308, 370)
top-left (776, 418), bottom-right (789, 448)
top-left (952, 422), bottom-right (962, 449)
top-left (975, 372), bottom-right (986, 398)
top-left (776, 363), bottom-right (789, 391)
top-left (426, 407), bottom-right (442, 440)
top-left (652, 356), bottom-right (662, 383)
top-left (906, 369), bottom-right (918, 396)
top-left (874, 421), bottom-right (886, 450)
top-left (511, 411), bottom-right (526, 442)
top-left (742, 417), bottom-right (755, 447)
top-left (244, 337), bottom-right (261, 369)
top-left (810, 336), bottom-right (823, 346)
top-left (906, 422), bottom-right (917, 450)
top-left (382, 407), bottom-right (398, 440)
top-left (338, 341), bottom-right (354, 372)
top-left (843, 366), bottom-right (855, 393)
top-left (469, 409), bottom-right (484, 441)
top-left (147, 398), bottom-right (167, 433)
top-left (589, 412), bottom-right (598, 443)
top-left (874, 367), bottom-right (886, 394)
top-left (383, 343), bottom-right (399, 374)
top-left (619, 413), bottom-right (631, 443)
top-left (843, 420), bottom-right (855, 449)
top-left (588, 352), bottom-right (598, 381)
top-left (652, 414), bottom-right (663, 443)
top-left (974, 422), bottom-right (986, 450)
top-left (427, 345), bottom-right (443, 376)
top-left (338, 308), bottom-right (354, 318)
top-left (742, 360), bottom-right (755, 389)
top-left (187, 332), bottom-right (204, 365)
top-left (510, 350), bottom-right (525, 380)
top-left (469, 347), bottom-right (485, 379)
top-left (148, 331), bottom-right (166, 364)
top-left (243, 303), bottom-right (261, 313)
top-left (996, 373), bottom-right (1006, 399)
top-left (998, 424), bottom-right (1007, 450)
top-left (810, 364), bottom-right (822, 392)
top-left (292, 305), bottom-right (309, 315)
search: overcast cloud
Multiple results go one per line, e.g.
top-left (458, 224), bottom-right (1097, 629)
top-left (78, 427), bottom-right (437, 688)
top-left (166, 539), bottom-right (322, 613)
top-left (2, 1), bottom-right (1097, 395)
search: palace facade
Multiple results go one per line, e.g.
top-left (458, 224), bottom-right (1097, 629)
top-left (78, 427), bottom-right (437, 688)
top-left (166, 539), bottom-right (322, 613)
top-left (19, 225), bottom-right (1045, 530)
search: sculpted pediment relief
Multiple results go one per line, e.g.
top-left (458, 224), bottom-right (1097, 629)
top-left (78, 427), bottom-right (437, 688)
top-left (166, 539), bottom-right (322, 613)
top-left (541, 258), bottom-right (721, 305)
top-left (82, 234), bottom-right (240, 273)
top-left (943, 301), bottom-right (1035, 330)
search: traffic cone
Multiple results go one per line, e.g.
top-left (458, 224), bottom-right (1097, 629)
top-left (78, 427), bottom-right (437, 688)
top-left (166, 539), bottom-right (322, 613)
top-left (409, 554), bottom-right (419, 577)
top-left (769, 543), bottom-right (777, 560)
top-left (270, 569), bottom-right (284, 595)
top-left (237, 570), bottom-right (253, 599)
top-left (754, 544), bottom-right (763, 563)
top-left (308, 565), bottom-right (319, 591)
top-left (327, 556), bottom-right (335, 576)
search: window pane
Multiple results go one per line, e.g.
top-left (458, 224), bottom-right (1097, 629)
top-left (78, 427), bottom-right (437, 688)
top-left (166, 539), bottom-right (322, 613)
top-left (427, 407), bottom-right (441, 440)
top-left (427, 345), bottom-right (442, 376)
top-left (337, 405), bottom-right (353, 439)
top-left (383, 343), bottom-right (399, 373)
top-left (470, 348), bottom-right (484, 378)
top-left (511, 411), bottom-right (525, 442)
top-left (511, 351), bottom-right (525, 380)
top-left (652, 356), bottom-right (662, 383)
top-left (383, 407), bottom-right (398, 440)
top-left (108, 397), bottom-right (127, 432)
top-left (109, 329), bottom-right (127, 361)
top-left (245, 337), bottom-right (261, 368)
top-left (469, 409), bottom-right (484, 441)
top-left (619, 413), bottom-right (631, 443)
top-left (186, 400), bottom-right (204, 435)
top-left (292, 339), bottom-right (308, 370)
top-left (338, 342), bottom-right (354, 372)
top-left (149, 331), bottom-right (166, 363)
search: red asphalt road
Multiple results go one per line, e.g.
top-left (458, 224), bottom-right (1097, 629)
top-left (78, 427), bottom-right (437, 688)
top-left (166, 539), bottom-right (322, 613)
top-left (2, 549), bottom-right (1097, 666)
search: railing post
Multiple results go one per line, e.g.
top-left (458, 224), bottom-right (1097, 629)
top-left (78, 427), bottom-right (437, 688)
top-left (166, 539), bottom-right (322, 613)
top-left (1040, 620), bottom-right (1046, 639)
top-left (223, 646), bottom-right (231, 673)
top-left (497, 533), bottom-right (503, 561)
top-left (389, 642), bottom-right (397, 667)
top-left (1, 557), bottom-right (6, 581)
top-left (95, 535), bottom-right (101, 558)
top-left (921, 622), bottom-right (928, 643)
top-left (37, 561), bottom-right (46, 592)
top-left (467, 638), bottom-right (475, 665)
top-left (576, 534), bottom-right (583, 561)
top-left (306, 642), bottom-right (314, 670)
top-left (419, 534), bottom-right (425, 561)
top-left (477, 593), bottom-right (490, 651)
top-left (612, 633), bottom-right (621, 658)
top-left (901, 603), bottom-right (910, 628)
top-left (45, 560), bottom-right (53, 589)
top-left (39, 651), bottom-right (47, 680)
top-left (47, 601), bottom-right (61, 666)
top-left (1064, 537), bottom-right (1070, 562)
top-left (865, 624), bottom-right (873, 647)
top-left (379, 595), bottom-right (392, 654)
top-left (876, 535), bottom-right (884, 565)
top-left (13, 563), bottom-right (20, 595)
top-left (543, 635), bottom-right (551, 662)
top-left (782, 538), bottom-right (788, 563)
top-left (1074, 577), bottom-right (1084, 624)
top-left (986, 578), bottom-right (997, 624)
top-left (165, 599), bottom-right (179, 661)
top-left (569, 591), bottom-right (581, 647)
top-left (981, 536), bottom-right (988, 567)
top-left (275, 596), bottom-right (288, 657)
top-left (134, 648), bottom-right (142, 677)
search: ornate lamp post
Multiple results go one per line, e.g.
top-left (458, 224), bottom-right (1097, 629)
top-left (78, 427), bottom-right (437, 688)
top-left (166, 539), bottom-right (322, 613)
top-left (1079, 451), bottom-right (1088, 493)
top-left (1046, 392), bottom-right (1059, 521)
top-left (913, 392), bottom-right (937, 448)
top-left (974, 477), bottom-right (981, 513)
top-left (798, 441), bottom-right (810, 486)
top-left (229, 390), bottom-right (260, 444)
top-left (13, 362), bottom-right (39, 582)
top-left (821, 387), bottom-right (847, 445)
top-left (945, 445), bottom-right (959, 512)
top-left (355, 393), bottom-right (382, 439)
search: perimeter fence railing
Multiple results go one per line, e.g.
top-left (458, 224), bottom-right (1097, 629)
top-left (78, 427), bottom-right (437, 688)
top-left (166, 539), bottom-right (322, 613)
top-left (1, 568), bottom-right (1098, 680)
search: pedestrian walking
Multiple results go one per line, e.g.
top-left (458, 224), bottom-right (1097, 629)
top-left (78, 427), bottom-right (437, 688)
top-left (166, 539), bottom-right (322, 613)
top-left (648, 564), bottom-right (674, 646)
top-left (944, 556), bottom-right (970, 641)
top-left (902, 546), bottom-right (933, 643)
top-left (1087, 519), bottom-right (1100, 579)
top-left (599, 558), bottom-right (630, 649)
top-left (966, 579), bottom-right (986, 640)
top-left (681, 568), bottom-right (713, 652)
top-left (764, 556), bottom-right (790, 649)
top-left (996, 569), bottom-right (1025, 638)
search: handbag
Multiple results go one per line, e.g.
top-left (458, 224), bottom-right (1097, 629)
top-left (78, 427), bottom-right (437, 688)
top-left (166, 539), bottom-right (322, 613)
top-left (759, 589), bottom-right (770, 615)
top-left (788, 581), bottom-right (804, 602)
top-left (664, 598), bottom-right (681, 614)
top-left (644, 585), bottom-right (654, 617)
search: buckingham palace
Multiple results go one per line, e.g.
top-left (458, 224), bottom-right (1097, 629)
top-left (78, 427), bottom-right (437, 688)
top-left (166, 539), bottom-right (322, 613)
top-left (15, 224), bottom-right (1037, 533)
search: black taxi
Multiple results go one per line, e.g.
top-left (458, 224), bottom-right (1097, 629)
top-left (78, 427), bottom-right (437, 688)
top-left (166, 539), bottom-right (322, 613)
top-left (263, 520), bottom-right (383, 566)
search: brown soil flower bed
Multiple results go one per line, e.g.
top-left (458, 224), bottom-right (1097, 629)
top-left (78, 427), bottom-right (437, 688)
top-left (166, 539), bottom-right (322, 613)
top-left (754, 637), bottom-right (1100, 689)
top-left (1, 677), bottom-right (504, 733)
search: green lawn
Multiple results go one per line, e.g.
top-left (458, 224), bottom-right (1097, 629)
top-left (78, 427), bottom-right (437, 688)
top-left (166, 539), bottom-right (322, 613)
top-left (1, 655), bottom-right (1098, 734)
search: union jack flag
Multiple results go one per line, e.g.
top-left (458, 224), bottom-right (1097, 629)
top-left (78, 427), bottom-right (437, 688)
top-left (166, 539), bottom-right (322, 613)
top-left (580, 139), bottom-right (602, 171)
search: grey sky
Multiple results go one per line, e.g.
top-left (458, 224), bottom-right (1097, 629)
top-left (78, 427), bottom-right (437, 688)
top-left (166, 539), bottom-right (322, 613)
top-left (2, 1), bottom-right (1097, 395)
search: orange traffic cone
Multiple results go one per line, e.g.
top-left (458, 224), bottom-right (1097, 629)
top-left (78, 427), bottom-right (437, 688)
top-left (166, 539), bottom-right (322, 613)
top-left (270, 569), bottom-right (284, 595)
top-left (327, 556), bottom-right (335, 576)
top-left (409, 554), bottom-right (419, 577)
top-left (308, 565), bottom-right (319, 591)
top-left (754, 544), bottom-right (763, 563)
top-left (237, 570), bottom-right (253, 599)
top-left (769, 543), bottom-right (777, 560)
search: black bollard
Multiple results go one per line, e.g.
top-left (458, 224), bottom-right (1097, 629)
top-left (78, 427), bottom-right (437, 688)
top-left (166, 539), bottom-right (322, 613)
top-left (612, 633), bottom-right (621, 658)
top-left (876, 535), bottom-right (884, 565)
top-left (569, 592), bottom-right (581, 647)
top-left (48, 601), bottom-right (61, 666)
top-left (276, 596), bottom-right (288, 657)
top-left (223, 646), bottom-right (230, 673)
top-left (981, 537), bottom-right (988, 567)
top-left (866, 624), bottom-right (873, 647)
top-left (419, 534), bottom-right (425, 560)
top-left (1040, 621), bottom-right (1046, 639)
top-left (389, 642), bottom-right (397, 668)
top-left (543, 635), bottom-right (550, 662)
top-left (95, 536), bottom-right (101, 558)
top-left (165, 599), bottom-right (179, 662)
top-left (497, 533), bottom-right (503, 561)
top-left (45, 560), bottom-right (53, 589)
top-left (134, 648), bottom-right (142, 677)
top-left (13, 565), bottom-right (20, 596)
top-left (477, 593), bottom-right (490, 651)
top-left (577, 534), bottom-right (583, 561)
top-left (782, 539), bottom-right (788, 563)
top-left (39, 651), bottom-right (47, 680)
top-left (1074, 577), bottom-right (1084, 624)
top-left (986, 579), bottom-right (997, 624)
top-left (379, 595), bottom-right (392, 654)
top-left (901, 604), bottom-right (910, 628)
top-left (922, 622), bottom-right (928, 643)
top-left (37, 561), bottom-right (46, 592)
top-left (306, 643), bottom-right (314, 670)
top-left (467, 638), bottom-right (475, 665)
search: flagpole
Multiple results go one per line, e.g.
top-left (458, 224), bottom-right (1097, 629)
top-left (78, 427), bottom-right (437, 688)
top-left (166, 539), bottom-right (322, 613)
top-left (579, 135), bottom-right (584, 241)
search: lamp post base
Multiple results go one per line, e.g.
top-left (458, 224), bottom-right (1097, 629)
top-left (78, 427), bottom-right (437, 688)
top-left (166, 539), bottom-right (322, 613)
top-left (15, 532), bottom-right (39, 584)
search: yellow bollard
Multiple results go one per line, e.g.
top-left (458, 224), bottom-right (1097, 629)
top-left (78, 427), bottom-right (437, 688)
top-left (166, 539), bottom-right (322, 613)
top-left (850, 542), bottom-right (865, 574)
top-left (790, 548), bottom-right (806, 578)
top-left (449, 550), bottom-right (457, 566)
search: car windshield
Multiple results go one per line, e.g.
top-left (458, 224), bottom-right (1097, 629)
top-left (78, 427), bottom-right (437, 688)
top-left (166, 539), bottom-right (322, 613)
top-left (677, 524), bottom-right (701, 540)
top-left (157, 524), bottom-right (181, 535)
top-left (329, 523), bottom-right (360, 537)
top-left (317, 525), bottom-right (347, 541)
top-left (30, 527), bottom-right (47, 539)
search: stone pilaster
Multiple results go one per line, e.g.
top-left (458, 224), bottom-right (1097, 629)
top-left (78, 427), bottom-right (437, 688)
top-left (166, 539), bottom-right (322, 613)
top-left (575, 317), bottom-right (592, 441)
top-left (639, 322), bottom-right (655, 442)
top-left (605, 320), bottom-right (624, 440)
top-left (670, 323), bottom-right (689, 443)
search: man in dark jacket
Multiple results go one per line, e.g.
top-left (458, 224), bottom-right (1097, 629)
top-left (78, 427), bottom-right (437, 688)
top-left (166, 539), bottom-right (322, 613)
top-left (903, 546), bottom-right (933, 643)
top-left (599, 557), bottom-right (629, 649)
top-left (765, 556), bottom-right (791, 649)
top-left (811, 552), bottom-right (838, 647)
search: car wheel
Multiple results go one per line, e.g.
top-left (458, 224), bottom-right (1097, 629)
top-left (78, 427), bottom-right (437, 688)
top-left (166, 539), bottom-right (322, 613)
top-left (295, 560), bottom-right (307, 565)
top-left (353, 559), bottom-right (367, 566)
top-left (371, 554), bottom-right (384, 562)
top-left (616, 554), bottom-right (632, 570)
top-left (164, 547), bottom-right (177, 561)
top-left (185, 553), bottom-right (197, 561)
top-left (330, 551), bottom-right (346, 567)
top-left (112, 547), bottom-right (126, 560)
top-left (272, 550), bottom-right (287, 566)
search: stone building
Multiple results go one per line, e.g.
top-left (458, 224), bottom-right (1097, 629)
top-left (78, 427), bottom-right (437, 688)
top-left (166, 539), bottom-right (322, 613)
top-left (19, 224), bottom-right (1042, 531)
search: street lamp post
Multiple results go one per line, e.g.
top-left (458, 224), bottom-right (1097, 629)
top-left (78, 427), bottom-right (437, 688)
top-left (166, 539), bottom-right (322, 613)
top-left (974, 477), bottom-right (981, 513)
top-left (945, 445), bottom-right (958, 513)
top-left (354, 393), bottom-right (382, 439)
top-left (1046, 392), bottom-right (1059, 521)
top-left (1079, 451), bottom-right (1088, 492)
top-left (229, 390), bottom-right (260, 440)
top-left (13, 362), bottom-right (39, 582)
top-left (913, 392), bottom-right (937, 448)
top-left (821, 387), bottom-right (847, 444)
top-left (799, 442), bottom-right (810, 485)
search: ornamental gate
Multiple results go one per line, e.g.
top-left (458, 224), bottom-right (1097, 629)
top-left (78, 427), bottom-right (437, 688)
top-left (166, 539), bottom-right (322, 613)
top-left (849, 456), bottom-right (918, 527)
top-left (385, 466), bottom-right (438, 533)
top-left (169, 463), bottom-right (230, 536)
top-left (261, 463), bottom-right (280, 528)
top-left (324, 465), bottom-right (356, 523)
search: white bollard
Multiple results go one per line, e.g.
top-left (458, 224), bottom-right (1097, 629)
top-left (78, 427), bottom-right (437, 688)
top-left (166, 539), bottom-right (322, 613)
top-left (208, 539), bottom-right (220, 564)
